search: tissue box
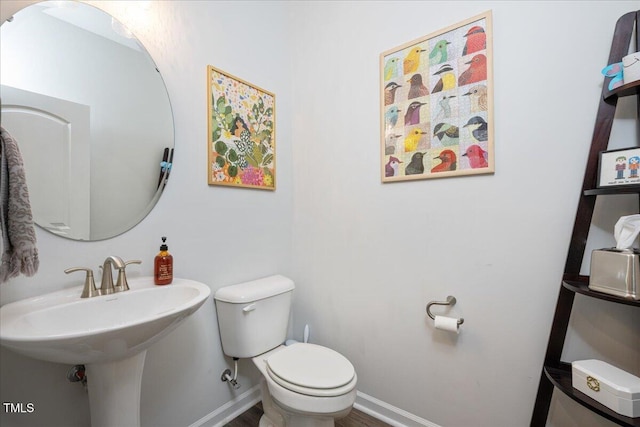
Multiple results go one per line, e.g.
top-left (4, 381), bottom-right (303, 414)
top-left (572, 359), bottom-right (640, 418)
top-left (589, 248), bottom-right (640, 300)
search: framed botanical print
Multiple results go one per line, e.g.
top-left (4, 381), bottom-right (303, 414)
top-left (208, 66), bottom-right (276, 190)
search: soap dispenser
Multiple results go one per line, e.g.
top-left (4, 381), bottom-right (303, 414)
top-left (154, 237), bottom-right (173, 285)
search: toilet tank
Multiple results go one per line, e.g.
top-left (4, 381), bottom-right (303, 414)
top-left (214, 275), bottom-right (294, 358)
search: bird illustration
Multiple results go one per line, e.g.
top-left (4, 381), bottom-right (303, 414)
top-left (431, 64), bottom-right (456, 93)
top-left (463, 116), bottom-right (488, 142)
top-left (433, 122), bottom-right (459, 146)
top-left (385, 156), bottom-right (403, 177)
top-left (403, 46), bottom-right (426, 74)
top-left (404, 128), bottom-right (427, 152)
top-left (431, 149), bottom-right (457, 173)
top-left (407, 74), bottom-right (429, 99)
top-left (458, 54), bottom-right (487, 87)
top-left (385, 134), bottom-right (401, 155)
top-left (404, 101), bottom-right (426, 126)
top-left (384, 57), bottom-right (400, 81)
top-left (462, 26), bottom-right (486, 56)
top-left (435, 95), bottom-right (456, 119)
top-left (385, 106), bottom-right (401, 128)
top-left (429, 39), bottom-right (451, 66)
top-left (462, 84), bottom-right (487, 112)
top-left (384, 82), bottom-right (402, 105)
top-left (462, 144), bottom-right (488, 168)
top-left (405, 152), bottom-right (426, 175)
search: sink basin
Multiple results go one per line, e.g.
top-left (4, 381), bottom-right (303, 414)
top-left (0, 276), bottom-right (210, 427)
top-left (0, 277), bottom-right (210, 364)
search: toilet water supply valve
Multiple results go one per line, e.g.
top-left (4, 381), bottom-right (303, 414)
top-left (221, 358), bottom-right (240, 389)
top-left (67, 365), bottom-right (87, 389)
top-left (219, 325), bottom-right (310, 390)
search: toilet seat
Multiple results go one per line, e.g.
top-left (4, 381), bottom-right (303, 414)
top-left (266, 343), bottom-right (356, 397)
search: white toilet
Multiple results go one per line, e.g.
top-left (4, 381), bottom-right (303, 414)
top-left (214, 275), bottom-right (357, 427)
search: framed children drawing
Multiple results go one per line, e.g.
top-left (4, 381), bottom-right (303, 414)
top-left (597, 147), bottom-right (640, 188)
top-left (207, 65), bottom-right (276, 190)
top-left (380, 11), bottom-right (494, 182)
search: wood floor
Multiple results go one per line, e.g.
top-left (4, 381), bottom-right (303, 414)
top-left (224, 402), bottom-right (391, 427)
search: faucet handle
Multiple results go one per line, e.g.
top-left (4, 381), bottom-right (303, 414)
top-left (65, 267), bottom-right (100, 298)
top-left (114, 260), bottom-right (142, 292)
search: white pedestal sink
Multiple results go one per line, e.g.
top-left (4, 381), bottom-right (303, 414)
top-left (0, 277), bottom-right (210, 427)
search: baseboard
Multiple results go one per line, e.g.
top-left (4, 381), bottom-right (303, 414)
top-left (188, 385), bottom-right (261, 427)
top-left (354, 391), bottom-right (440, 427)
top-left (189, 387), bottom-right (438, 427)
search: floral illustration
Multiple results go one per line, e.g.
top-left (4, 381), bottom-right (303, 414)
top-left (208, 66), bottom-right (275, 189)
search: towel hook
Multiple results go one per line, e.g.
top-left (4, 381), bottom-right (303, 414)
top-left (426, 295), bottom-right (464, 325)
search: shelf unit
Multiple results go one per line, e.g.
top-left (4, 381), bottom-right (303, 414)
top-left (545, 363), bottom-right (640, 427)
top-left (530, 10), bottom-right (640, 427)
top-left (584, 185), bottom-right (640, 196)
top-left (563, 279), bottom-right (640, 308)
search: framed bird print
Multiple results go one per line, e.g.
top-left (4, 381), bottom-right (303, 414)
top-left (380, 11), bottom-right (494, 182)
top-left (208, 65), bottom-right (276, 190)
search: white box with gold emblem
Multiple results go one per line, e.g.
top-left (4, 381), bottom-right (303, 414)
top-left (571, 359), bottom-right (640, 418)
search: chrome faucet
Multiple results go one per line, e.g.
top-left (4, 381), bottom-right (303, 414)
top-left (65, 256), bottom-right (142, 298)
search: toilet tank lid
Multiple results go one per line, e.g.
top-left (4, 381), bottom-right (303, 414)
top-left (214, 275), bottom-right (295, 303)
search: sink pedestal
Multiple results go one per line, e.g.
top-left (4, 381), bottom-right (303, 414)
top-left (86, 350), bottom-right (147, 427)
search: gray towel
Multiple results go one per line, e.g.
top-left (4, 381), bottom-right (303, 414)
top-left (0, 126), bottom-right (39, 283)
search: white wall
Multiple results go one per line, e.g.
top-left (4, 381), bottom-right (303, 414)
top-left (288, 1), bottom-right (639, 427)
top-left (0, 1), bottom-right (638, 427)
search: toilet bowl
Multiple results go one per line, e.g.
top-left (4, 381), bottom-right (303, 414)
top-left (214, 275), bottom-right (358, 427)
top-left (253, 343), bottom-right (357, 424)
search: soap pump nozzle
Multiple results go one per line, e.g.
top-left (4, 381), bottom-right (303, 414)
top-left (160, 236), bottom-right (168, 251)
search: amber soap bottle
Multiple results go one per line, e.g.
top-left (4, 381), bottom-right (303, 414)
top-left (154, 236), bottom-right (173, 285)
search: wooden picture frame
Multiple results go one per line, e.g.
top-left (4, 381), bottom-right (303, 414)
top-left (597, 147), bottom-right (640, 188)
top-left (380, 11), bottom-right (494, 182)
top-left (207, 66), bottom-right (276, 190)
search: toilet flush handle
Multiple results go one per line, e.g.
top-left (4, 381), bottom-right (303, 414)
top-left (242, 303), bottom-right (256, 313)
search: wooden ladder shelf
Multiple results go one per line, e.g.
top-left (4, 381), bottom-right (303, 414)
top-left (530, 10), bottom-right (640, 427)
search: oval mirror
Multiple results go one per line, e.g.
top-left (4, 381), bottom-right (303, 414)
top-left (0, 1), bottom-right (174, 241)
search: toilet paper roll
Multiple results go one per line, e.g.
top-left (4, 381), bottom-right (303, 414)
top-left (434, 315), bottom-right (460, 334)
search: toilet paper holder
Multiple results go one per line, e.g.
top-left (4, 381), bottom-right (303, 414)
top-left (426, 296), bottom-right (464, 325)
